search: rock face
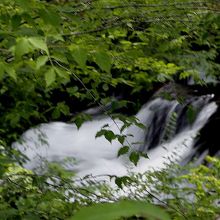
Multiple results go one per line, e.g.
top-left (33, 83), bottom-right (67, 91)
top-left (154, 82), bottom-right (220, 160)
top-left (194, 83), bottom-right (220, 158)
top-left (194, 98), bottom-right (220, 158)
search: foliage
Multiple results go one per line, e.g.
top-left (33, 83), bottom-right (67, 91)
top-left (70, 156), bottom-right (220, 220)
top-left (0, 154), bottom-right (220, 219)
top-left (0, 0), bottom-right (220, 219)
top-left (0, 164), bottom-right (75, 219)
top-left (121, 156), bottom-right (220, 220)
top-left (71, 200), bottom-right (171, 220)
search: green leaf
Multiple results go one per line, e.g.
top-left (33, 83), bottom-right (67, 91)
top-left (120, 124), bottom-right (128, 133)
top-left (45, 68), bottom-right (56, 87)
top-left (94, 51), bottom-right (111, 73)
top-left (36, 56), bottom-right (48, 70)
top-left (14, 38), bottom-right (33, 58)
top-left (117, 135), bottom-right (125, 144)
top-left (22, 12), bottom-right (35, 25)
top-left (51, 53), bottom-right (68, 64)
top-left (70, 47), bottom-right (87, 69)
top-left (67, 86), bottom-right (78, 96)
top-left (4, 65), bottom-right (17, 81)
top-left (118, 146), bottom-right (129, 157)
top-left (39, 9), bottom-right (61, 27)
top-left (0, 62), bottom-right (5, 80)
top-left (71, 200), bottom-right (171, 220)
top-left (104, 130), bottom-right (116, 143)
top-left (129, 151), bottom-right (140, 166)
top-left (57, 102), bottom-right (70, 116)
top-left (139, 152), bottom-right (149, 159)
top-left (73, 113), bottom-right (92, 129)
top-left (135, 121), bottom-right (146, 130)
top-left (95, 129), bottom-right (105, 138)
top-left (28, 37), bottom-right (49, 54)
top-left (52, 108), bottom-right (60, 119)
top-left (52, 102), bottom-right (70, 119)
top-left (54, 67), bottom-right (70, 80)
top-left (11, 14), bottom-right (21, 29)
top-left (96, 129), bottom-right (116, 143)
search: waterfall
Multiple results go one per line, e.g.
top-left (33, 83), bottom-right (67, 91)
top-left (14, 95), bottom-right (217, 177)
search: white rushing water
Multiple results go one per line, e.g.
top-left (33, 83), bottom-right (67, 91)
top-left (14, 97), bottom-right (217, 178)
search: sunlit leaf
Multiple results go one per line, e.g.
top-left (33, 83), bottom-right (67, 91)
top-left (13, 38), bottom-right (32, 58)
top-left (71, 200), bottom-right (171, 220)
top-left (36, 56), bottom-right (48, 70)
top-left (54, 67), bottom-right (70, 80)
top-left (45, 68), bottom-right (56, 87)
top-left (52, 53), bottom-right (68, 64)
top-left (28, 37), bottom-right (49, 54)
top-left (4, 65), bottom-right (17, 81)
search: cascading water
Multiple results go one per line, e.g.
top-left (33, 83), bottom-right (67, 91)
top-left (14, 94), bottom-right (217, 178)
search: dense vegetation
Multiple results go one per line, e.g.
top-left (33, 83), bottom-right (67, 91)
top-left (0, 0), bottom-right (220, 219)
